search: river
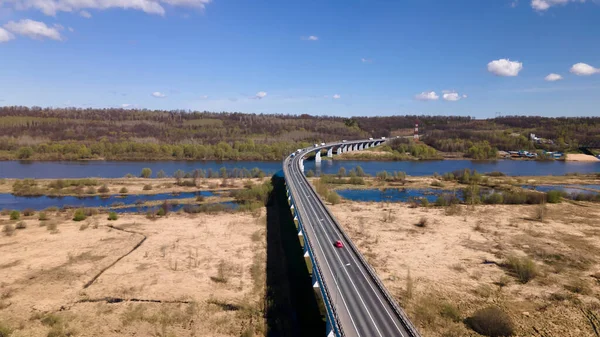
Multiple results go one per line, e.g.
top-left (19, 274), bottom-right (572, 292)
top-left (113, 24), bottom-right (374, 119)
top-left (0, 159), bottom-right (597, 179)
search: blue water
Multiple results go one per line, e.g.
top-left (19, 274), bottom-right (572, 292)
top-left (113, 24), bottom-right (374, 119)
top-left (0, 159), bottom-right (598, 179)
top-left (0, 191), bottom-right (216, 211)
top-left (307, 160), bottom-right (599, 177)
top-left (522, 185), bottom-right (599, 195)
top-left (337, 188), bottom-right (458, 203)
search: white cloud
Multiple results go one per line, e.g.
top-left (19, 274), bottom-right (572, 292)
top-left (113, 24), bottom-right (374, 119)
top-left (332, 94), bottom-right (341, 99)
top-left (68, 27), bottom-right (74, 32)
top-left (361, 58), bottom-right (372, 63)
top-left (2, 0), bottom-right (211, 16)
top-left (255, 91), bottom-right (267, 99)
top-left (442, 91), bottom-right (463, 101)
top-left (121, 103), bottom-right (133, 108)
top-left (544, 73), bottom-right (563, 81)
top-left (3, 19), bottom-right (62, 40)
top-left (0, 27), bottom-right (15, 42)
top-left (531, 0), bottom-right (587, 11)
top-left (301, 35), bottom-right (318, 41)
top-left (487, 58), bottom-right (523, 77)
top-left (415, 91), bottom-right (439, 101)
top-left (151, 91), bottom-right (166, 98)
top-left (570, 62), bottom-right (599, 76)
top-left (200, 95), bottom-right (208, 99)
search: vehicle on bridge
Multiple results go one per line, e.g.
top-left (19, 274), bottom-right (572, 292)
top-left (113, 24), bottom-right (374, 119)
top-left (334, 240), bottom-right (344, 248)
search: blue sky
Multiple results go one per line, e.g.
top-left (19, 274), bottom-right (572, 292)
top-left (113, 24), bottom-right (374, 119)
top-left (1, 0), bottom-right (599, 117)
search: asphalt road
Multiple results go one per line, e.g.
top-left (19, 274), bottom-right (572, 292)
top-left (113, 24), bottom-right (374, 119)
top-left (284, 140), bottom-right (420, 337)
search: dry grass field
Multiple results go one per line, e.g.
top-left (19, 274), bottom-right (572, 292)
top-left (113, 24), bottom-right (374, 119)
top-left (330, 201), bottom-right (600, 337)
top-left (0, 210), bottom-right (266, 337)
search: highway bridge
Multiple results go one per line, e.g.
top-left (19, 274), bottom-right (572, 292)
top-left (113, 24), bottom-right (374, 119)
top-left (283, 139), bottom-right (421, 337)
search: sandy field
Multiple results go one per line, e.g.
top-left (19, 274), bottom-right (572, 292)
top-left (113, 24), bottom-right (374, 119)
top-left (0, 210), bottom-right (266, 337)
top-left (330, 201), bottom-right (600, 337)
top-left (0, 177), bottom-right (268, 195)
top-left (565, 154), bottom-right (600, 162)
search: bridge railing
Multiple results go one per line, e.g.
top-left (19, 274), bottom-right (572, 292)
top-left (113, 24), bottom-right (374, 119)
top-left (297, 143), bottom-right (422, 337)
top-left (284, 164), bottom-right (345, 337)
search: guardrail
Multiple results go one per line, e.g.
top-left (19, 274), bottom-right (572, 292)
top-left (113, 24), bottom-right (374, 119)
top-left (284, 168), bottom-right (345, 337)
top-left (294, 142), bottom-right (422, 337)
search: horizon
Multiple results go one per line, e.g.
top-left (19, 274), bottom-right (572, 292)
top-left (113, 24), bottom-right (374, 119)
top-left (1, 0), bottom-right (600, 117)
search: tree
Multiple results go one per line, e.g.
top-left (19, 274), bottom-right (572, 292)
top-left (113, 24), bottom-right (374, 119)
top-left (337, 167), bottom-right (346, 178)
top-left (156, 170), bottom-right (166, 178)
top-left (141, 168), bottom-right (152, 178)
top-left (174, 169), bottom-right (185, 183)
top-left (17, 146), bottom-right (33, 159)
top-left (355, 165), bottom-right (365, 177)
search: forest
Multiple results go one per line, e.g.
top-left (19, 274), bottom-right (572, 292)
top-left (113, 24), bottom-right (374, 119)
top-left (0, 106), bottom-right (598, 161)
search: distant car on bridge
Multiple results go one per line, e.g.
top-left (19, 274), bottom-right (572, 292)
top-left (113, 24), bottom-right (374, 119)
top-left (334, 240), bottom-right (344, 248)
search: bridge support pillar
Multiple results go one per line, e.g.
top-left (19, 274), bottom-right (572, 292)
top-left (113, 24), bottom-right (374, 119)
top-left (359, 143), bottom-right (364, 150)
top-left (353, 144), bottom-right (358, 151)
top-left (298, 228), bottom-right (304, 247)
top-left (299, 159), bottom-right (304, 172)
top-left (365, 142), bottom-right (370, 149)
top-left (327, 147), bottom-right (333, 158)
top-left (315, 151), bottom-right (321, 163)
top-left (336, 147), bottom-right (342, 155)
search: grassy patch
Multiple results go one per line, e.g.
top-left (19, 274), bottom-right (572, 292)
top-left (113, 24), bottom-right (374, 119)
top-left (504, 255), bottom-right (537, 284)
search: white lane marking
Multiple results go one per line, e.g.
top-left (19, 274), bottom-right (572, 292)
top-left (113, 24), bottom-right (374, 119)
top-left (310, 191), bottom-right (407, 336)
top-left (291, 174), bottom-right (362, 337)
top-left (304, 193), bottom-right (383, 337)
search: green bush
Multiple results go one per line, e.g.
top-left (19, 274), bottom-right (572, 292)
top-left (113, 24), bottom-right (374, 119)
top-left (119, 187), bottom-right (128, 194)
top-left (108, 212), bottom-right (118, 221)
top-left (143, 184), bottom-right (153, 191)
top-left (73, 209), bottom-right (87, 222)
top-left (546, 190), bottom-right (563, 203)
top-left (15, 221), bottom-right (26, 229)
top-left (327, 191), bottom-right (341, 205)
top-left (98, 185), bottom-right (110, 194)
top-left (196, 195), bottom-right (205, 202)
top-left (440, 302), bottom-right (461, 322)
top-left (504, 255), bottom-right (537, 283)
top-left (466, 306), bottom-right (514, 337)
top-left (38, 212), bottom-right (48, 221)
top-left (141, 168), bottom-right (152, 178)
top-left (483, 192), bottom-right (504, 205)
top-left (306, 170), bottom-right (315, 177)
top-left (156, 169), bottom-right (167, 178)
top-left (9, 210), bottom-right (20, 220)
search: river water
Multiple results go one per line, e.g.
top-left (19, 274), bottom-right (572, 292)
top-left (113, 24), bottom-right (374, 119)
top-left (0, 159), bottom-right (597, 179)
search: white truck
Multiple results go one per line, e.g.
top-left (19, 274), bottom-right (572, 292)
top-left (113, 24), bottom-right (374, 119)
top-left (369, 137), bottom-right (373, 140)
top-left (321, 142), bottom-right (325, 146)
top-left (381, 137), bottom-right (386, 140)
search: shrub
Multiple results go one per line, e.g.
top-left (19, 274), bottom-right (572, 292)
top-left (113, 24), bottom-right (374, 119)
top-left (156, 207), bottom-right (166, 216)
top-left (140, 168), bottom-right (152, 178)
top-left (486, 171), bottom-right (506, 177)
top-left (46, 221), bottom-right (58, 231)
top-left (107, 212), bottom-right (118, 221)
top-left (8, 210), bottom-right (20, 220)
top-left (119, 187), bottom-right (128, 194)
top-left (504, 255), bottom-right (537, 283)
top-left (98, 185), bottom-right (110, 193)
top-left (22, 208), bottom-right (35, 216)
top-left (125, 173), bottom-right (134, 178)
top-left (85, 186), bottom-right (97, 194)
top-left (156, 169), bottom-right (167, 178)
top-left (466, 306), bottom-right (514, 337)
top-left (38, 212), bottom-right (48, 221)
top-left (0, 210), bottom-right (9, 216)
top-left (306, 170), bottom-right (315, 177)
top-left (440, 302), bottom-right (461, 322)
top-left (546, 190), bottom-right (563, 203)
top-left (326, 191), bottom-right (341, 205)
top-left (73, 209), bottom-right (87, 222)
top-left (415, 217), bottom-right (428, 227)
top-left (0, 321), bottom-right (13, 337)
top-left (15, 221), bottom-right (26, 229)
top-left (2, 224), bottom-right (15, 237)
top-left (483, 192), bottom-right (504, 205)
top-left (431, 180), bottom-right (444, 187)
top-left (196, 195), bottom-right (205, 202)
top-left (143, 184), bottom-right (153, 191)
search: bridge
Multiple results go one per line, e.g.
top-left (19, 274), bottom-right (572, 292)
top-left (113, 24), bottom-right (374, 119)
top-left (283, 139), bottom-right (422, 337)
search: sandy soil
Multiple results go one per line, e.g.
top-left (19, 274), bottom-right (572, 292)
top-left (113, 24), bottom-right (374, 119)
top-left (330, 201), bottom-right (600, 337)
top-left (0, 210), bottom-right (266, 337)
top-left (565, 154), bottom-right (600, 162)
top-left (0, 177), bottom-right (268, 195)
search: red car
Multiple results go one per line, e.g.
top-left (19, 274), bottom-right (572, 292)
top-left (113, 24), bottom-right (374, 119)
top-left (334, 240), bottom-right (344, 248)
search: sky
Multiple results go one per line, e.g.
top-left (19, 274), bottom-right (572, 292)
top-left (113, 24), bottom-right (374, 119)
top-left (1, 0), bottom-right (599, 118)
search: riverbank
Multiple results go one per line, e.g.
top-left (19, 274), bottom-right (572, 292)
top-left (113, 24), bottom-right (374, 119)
top-left (0, 177), bottom-right (267, 196)
top-left (0, 211), bottom-right (266, 336)
top-left (330, 201), bottom-right (600, 337)
top-left (566, 153), bottom-right (600, 162)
